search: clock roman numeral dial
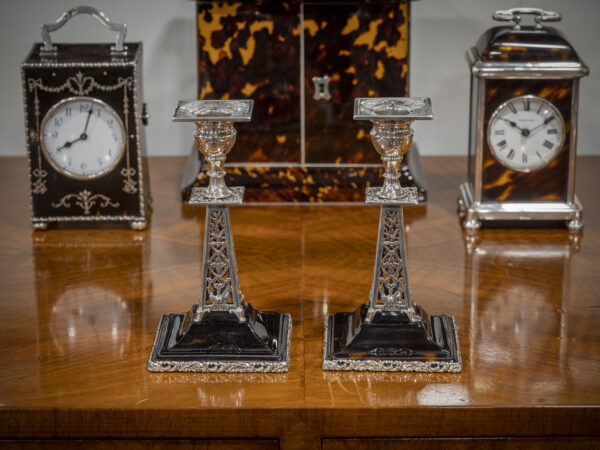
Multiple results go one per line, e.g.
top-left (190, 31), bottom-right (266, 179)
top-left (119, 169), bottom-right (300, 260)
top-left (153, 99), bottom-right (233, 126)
top-left (488, 95), bottom-right (565, 172)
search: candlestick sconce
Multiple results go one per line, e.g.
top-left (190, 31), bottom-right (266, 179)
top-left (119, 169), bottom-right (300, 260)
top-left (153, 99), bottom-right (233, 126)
top-left (323, 97), bottom-right (461, 372)
top-left (148, 100), bottom-right (291, 373)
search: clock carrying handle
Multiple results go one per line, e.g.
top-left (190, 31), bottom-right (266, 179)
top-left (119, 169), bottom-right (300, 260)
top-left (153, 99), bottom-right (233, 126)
top-left (493, 8), bottom-right (561, 30)
top-left (40, 6), bottom-right (127, 57)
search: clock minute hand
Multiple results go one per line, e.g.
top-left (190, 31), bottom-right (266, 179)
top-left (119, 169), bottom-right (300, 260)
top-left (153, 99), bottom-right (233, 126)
top-left (529, 116), bottom-right (556, 134)
top-left (80, 106), bottom-right (93, 140)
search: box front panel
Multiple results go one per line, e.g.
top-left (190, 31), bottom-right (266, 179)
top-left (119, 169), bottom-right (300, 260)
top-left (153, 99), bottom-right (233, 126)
top-left (482, 79), bottom-right (572, 203)
top-left (197, 2), bottom-right (301, 163)
top-left (304, 1), bottom-right (409, 164)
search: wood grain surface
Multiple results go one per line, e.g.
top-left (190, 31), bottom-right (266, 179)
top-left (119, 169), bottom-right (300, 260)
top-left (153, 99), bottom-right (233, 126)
top-left (0, 156), bottom-right (599, 449)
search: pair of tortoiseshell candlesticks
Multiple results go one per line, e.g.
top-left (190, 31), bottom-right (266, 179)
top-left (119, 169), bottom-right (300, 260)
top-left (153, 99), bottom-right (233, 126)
top-left (148, 98), bottom-right (461, 373)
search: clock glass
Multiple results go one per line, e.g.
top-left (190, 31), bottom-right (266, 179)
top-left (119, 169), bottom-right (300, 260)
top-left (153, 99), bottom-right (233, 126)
top-left (487, 95), bottom-right (565, 173)
top-left (40, 97), bottom-right (126, 180)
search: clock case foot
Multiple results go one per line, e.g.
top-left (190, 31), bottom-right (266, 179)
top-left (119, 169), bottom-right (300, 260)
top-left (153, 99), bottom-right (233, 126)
top-left (148, 302), bottom-right (291, 373)
top-left (129, 219), bottom-right (147, 230)
top-left (458, 182), bottom-right (583, 232)
top-left (323, 303), bottom-right (461, 372)
top-left (32, 221), bottom-right (49, 230)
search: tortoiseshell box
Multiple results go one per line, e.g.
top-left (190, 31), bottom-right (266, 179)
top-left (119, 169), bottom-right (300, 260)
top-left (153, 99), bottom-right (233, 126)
top-left (182, 0), bottom-right (426, 203)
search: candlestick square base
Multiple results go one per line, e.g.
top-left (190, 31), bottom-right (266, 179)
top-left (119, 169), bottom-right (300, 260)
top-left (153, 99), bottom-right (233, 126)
top-left (323, 303), bottom-right (461, 372)
top-left (148, 302), bottom-right (291, 373)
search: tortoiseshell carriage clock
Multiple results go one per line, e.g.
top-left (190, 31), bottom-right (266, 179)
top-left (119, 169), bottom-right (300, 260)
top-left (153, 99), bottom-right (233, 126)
top-left (323, 98), bottom-right (461, 372)
top-left (458, 8), bottom-right (589, 232)
top-left (22, 7), bottom-right (151, 230)
top-left (148, 100), bottom-right (291, 373)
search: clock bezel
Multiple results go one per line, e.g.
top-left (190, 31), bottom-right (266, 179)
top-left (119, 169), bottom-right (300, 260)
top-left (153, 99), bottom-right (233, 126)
top-left (39, 96), bottom-right (126, 181)
top-left (486, 94), bottom-right (566, 173)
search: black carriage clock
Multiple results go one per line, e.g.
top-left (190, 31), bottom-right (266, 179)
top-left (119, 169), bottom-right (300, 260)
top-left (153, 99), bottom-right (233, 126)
top-left (22, 7), bottom-right (151, 230)
top-left (458, 8), bottom-right (589, 232)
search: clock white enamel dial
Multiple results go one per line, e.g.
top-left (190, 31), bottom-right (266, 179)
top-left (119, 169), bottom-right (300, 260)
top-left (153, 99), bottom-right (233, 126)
top-left (40, 96), bottom-right (126, 180)
top-left (487, 95), bottom-right (565, 173)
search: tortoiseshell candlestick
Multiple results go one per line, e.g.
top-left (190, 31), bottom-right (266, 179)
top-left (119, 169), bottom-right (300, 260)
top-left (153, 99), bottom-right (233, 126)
top-left (323, 98), bottom-right (461, 372)
top-left (148, 100), bottom-right (291, 373)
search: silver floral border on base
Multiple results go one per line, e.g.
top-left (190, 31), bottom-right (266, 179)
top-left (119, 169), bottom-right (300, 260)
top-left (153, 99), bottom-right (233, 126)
top-left (147, 313), bottom-right (292, 373)
top-left (322, 315), bottom-right (462, 373)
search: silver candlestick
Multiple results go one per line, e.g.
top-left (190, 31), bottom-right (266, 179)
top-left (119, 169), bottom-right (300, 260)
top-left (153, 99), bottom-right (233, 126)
top-left (148, 100), bottom-right (291, 373)
top-left (323, 97), bottom-right (461, 372)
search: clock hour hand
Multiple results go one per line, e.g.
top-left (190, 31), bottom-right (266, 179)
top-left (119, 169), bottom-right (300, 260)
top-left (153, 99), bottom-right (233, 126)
top-left (499, 118), bottom-right (531, 136)
top-left (56, 136), bottom-right (82, 151)
top-left (499, 117), bottom-right (521, 129)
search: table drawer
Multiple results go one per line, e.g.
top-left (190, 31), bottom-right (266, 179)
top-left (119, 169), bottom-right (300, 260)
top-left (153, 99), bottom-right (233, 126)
top-left (0, 440), bottom-right (278, 450)
top-left (323, 437), bottom-right (600, 450)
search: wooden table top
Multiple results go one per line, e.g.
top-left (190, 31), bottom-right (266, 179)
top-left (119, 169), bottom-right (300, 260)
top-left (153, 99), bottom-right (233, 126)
top-left (0, 156), bottom-right (599, 448)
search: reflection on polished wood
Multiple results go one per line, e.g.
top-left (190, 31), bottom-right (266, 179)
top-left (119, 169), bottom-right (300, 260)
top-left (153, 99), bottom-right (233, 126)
top-left (0, 157), bottom-right (599, 449)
